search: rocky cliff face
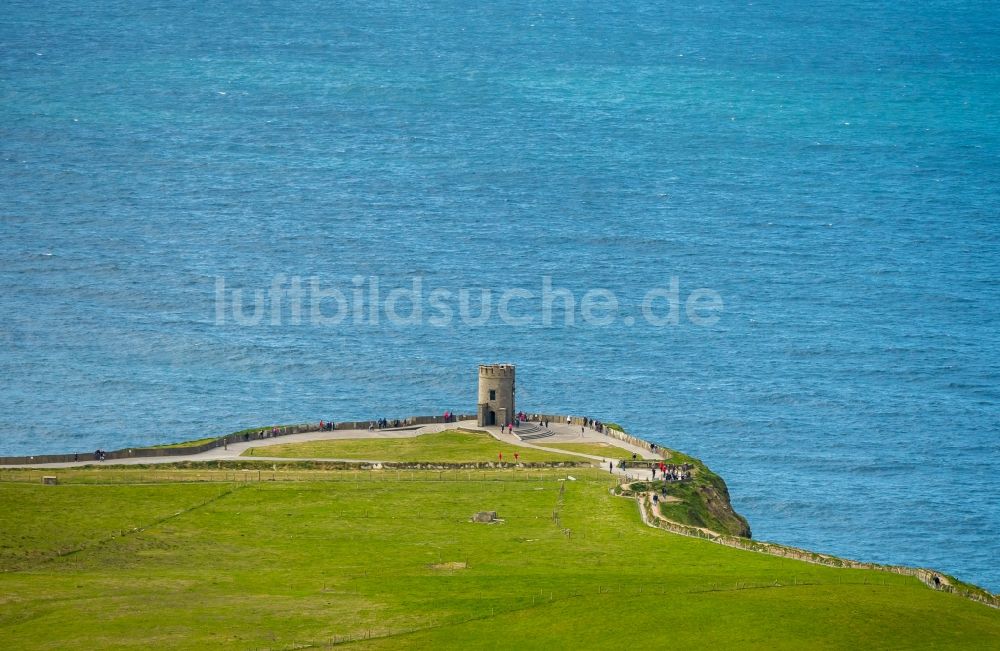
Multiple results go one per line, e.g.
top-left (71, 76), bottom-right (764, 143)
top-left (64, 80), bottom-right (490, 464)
top-left (695, 471), bottom-right (752, 538)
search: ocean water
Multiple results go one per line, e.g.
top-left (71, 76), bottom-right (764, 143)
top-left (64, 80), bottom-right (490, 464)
top-left (1, 1), bottom-right (998, 591)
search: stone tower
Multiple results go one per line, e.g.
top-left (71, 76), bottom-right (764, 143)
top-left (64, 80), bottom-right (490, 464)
top-left (477, 364), bottom-right (515, 427)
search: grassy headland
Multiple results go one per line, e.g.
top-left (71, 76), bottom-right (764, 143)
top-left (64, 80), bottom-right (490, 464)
top-left (0, 464), bottom-right (996, 649)
top-left (0, 420), bottom-right (996, 650)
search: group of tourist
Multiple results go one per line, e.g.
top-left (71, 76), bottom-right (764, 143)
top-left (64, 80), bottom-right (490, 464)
top-left (369, 418), bottom-right (402, 430)
top-left (651, 462), bottom-right (693, 482)
top-left (497, 413), bottom-right (620, 434)
top-left (499, 412), bottom-right (534, 432)
top-left (511, 412), bottom-right (551, 428)
top-left (93, 449), bottom-right (106, 461)
top-left (318, 420), bottom-right (334, 431)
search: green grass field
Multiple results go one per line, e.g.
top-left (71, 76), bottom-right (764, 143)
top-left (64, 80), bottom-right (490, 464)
top-left (150, 437), bottom-right (218, 449)
top-left (541, 441), bottom-right (633, 458)
top-left (243, 429), bottom-right (584, 463)
top-left (0, 467), bottom-right (996, 650)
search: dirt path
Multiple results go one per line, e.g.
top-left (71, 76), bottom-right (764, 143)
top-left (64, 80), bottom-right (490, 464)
top-left (632, 490), bottom-right (719, 537)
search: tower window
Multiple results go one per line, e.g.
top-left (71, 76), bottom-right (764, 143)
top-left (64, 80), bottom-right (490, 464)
top-left (489, 390), bottom-right (496, 400)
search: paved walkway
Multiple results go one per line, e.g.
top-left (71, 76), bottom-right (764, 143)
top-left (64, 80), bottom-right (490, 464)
top-left (5, 419), bottom-right (657, 480)
top-left (485, 421), bottom-right (657, 479)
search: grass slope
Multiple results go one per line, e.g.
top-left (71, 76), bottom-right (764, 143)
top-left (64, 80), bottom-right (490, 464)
top-left (150, 437), bottom-right (218, 449)
top-left (541, 442), bottom-right (633, 458)
top-left (243, 429), bottom-right (583, 463)
top-left (0, 468), bottom-right (996, 650)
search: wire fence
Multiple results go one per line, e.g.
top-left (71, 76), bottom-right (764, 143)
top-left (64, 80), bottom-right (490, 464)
top-left (4, 467), bottom-right (993, 613)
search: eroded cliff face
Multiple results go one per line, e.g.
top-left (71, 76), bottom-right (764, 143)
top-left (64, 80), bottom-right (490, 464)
top-left (696, 472), bottom-right (752, 538)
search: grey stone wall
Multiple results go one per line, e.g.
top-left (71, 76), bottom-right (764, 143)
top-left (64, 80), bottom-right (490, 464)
top-left (0, 414), bottom-right (476, 466)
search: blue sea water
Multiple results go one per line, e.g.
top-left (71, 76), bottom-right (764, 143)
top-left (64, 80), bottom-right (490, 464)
top-left (1, 1), bottom-right (998, 591)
